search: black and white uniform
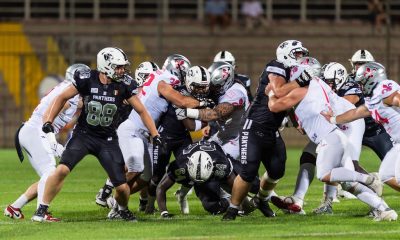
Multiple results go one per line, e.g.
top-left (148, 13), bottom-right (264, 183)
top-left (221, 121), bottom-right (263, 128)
top-left (168, 141), bottom-right (233, 214)
top-left (239, 60), bottom-right (289, 183)
top-left (153, 87), bottom-right (193, 183)
top-left (235, 73), bottom-right (253, 102)
top-left (61, 70), bottom-right (138, 187)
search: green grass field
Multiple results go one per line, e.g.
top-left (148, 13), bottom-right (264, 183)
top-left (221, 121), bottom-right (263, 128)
top-left (0, 148), bottom-right (399, 240)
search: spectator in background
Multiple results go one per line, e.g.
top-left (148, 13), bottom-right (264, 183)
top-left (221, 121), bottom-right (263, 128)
top-left (241, 0), bottom-right (268, 31)
top-left (368, 0), bottom-right (387, 33)
top-left (205, 0), bottom-right (230, 34)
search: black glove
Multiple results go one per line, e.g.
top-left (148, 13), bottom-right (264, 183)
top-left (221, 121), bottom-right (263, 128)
top-left (153, 135), bottom-right (164, 146)
top-left (295, 69), bottom-right (312, 87)
top-left (42, 121), bottom-right (55, 133)
top-left (199, 98), bottom-right (216, 109)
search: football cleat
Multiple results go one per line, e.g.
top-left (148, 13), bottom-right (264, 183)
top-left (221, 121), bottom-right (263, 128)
top-left (366, 175), bottom-right (383, 197)
top-left (337, 184), bottom-right (356, 199)
top-left (31, 210), bottom-right (60, 222)
top-left (373, 208), bottom-right (398, 222)
top-left (222, 207), bottom-right (239, 221)
top-left (175, 190), bottom-right (190, 214)
top-left (367, 208), bottom-right (379, 218)
top-left (4, 205), bottom-right (24, 219)
top-left (270, 196), bottom-right (305, 215)
top-left (108, 207), bottom-right (137, 222)
top-left (95, 186), bottom-right (114, 208)
top-left (313, 198), bottom-right (333, 215)
top-left (138, 198), bottom-right (148, 212)
top-left (251, 196), bottom-right (276, 217)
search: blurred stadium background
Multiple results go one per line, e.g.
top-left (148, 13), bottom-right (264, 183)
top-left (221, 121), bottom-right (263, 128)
top-left (0, 0), bottom-right (399, 148)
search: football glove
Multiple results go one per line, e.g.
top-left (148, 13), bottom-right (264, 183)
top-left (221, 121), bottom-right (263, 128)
top-left (53, 143), bottom-right (65, 158)
top-left (42, 121), bottom-right (55, 133)
top-left (295, 68), bottom-right (312, 87)
top-left (199, 98), bottom-right (216, 109)
top-left (175, 108), bottom-right (187, 120)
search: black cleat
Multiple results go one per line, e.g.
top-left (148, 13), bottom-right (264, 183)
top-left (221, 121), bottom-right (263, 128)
top-left (222, 207), bottom-right (238, 221)
top-left (118, 209), bottom-right (138, 222)
top-left (252, 196), bottom-right (276, 217)
top-left (138, 199), bottom-right (148, 212)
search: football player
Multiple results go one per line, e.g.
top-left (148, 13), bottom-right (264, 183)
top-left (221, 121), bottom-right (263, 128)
top-left (32, 47), bottom-right (161, 222)
top-left (268, 60), bottom-right (397, 221)
top-left (4, 64), bottom-right (87, 220)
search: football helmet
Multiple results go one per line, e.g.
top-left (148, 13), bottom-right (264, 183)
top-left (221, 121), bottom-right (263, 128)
top-left (185, 66), bottom-right (211, 99)
top-left (214, 50), bottom-right (236, 68)
top-left (65, 63), bottom-right (90, 85)
top-left (134, 61), bottom-right (159, 87)
top-left (355, 62), bottom-right (387, 96)
top-left (97, 47), bottom-right (130, 82)
top-left (162, 54), bottom-right (191, 84)
top-left (323, 62), bottom-right (348, 91)
top-left (187, 150), bottom-right (213, 183)
top-left (276, 40), bottom-right (309, 67)
top-left (349, 49), bottom-right (375, 71)
top-left (297, 57), bottom-right (322, 78)
top-left (208, 61), bottom-right (235, 96)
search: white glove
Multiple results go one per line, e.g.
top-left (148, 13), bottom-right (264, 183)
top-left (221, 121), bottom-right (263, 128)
top-left (53, 143), bottom-right (65, 158)
top-left (175, 108), bottom-right (187, 120)
top-left (46, 132), bottom-right (63, 157)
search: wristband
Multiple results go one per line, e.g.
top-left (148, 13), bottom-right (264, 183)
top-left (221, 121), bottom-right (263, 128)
top-left (160, 211), bottom-right (169, 217)
top-left (329, 116), bottom-right (337, 124)
top-left (194, 120), bottom-right (202, 131)
top-left (186, 108), bottom-right (200, 119)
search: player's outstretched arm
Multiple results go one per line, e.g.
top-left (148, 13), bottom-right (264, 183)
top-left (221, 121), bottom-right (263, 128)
top-left (43, 85), bottom-right (79, 123)
top-left (268, 87), bottom-right (307, 113)
top-left (127, 95), bottom-right (159, 137)
top-left (158, 81), bottom-right (200, 108)
top-left (322, 105), bottom-right (371, 124)
top-left (156, 173), bottom-right (176, 214)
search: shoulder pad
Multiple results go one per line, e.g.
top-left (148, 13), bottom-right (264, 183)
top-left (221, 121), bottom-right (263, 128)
top-left (122, 74), bottom-right (134, 85)
top-left (76, 69), bottom-right (91, 80)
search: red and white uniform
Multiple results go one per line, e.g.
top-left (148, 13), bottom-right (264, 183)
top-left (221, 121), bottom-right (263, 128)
top-left (209, 83), bottom-right (249, 160)
top-left (117, 70), bottom-right (180, 180)
top-left (364, 80), bottom-right (400, 183)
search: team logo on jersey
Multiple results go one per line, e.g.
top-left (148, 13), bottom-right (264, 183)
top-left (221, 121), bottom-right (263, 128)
top-left (91, 88), bottom-right (98, 93)
top-left (382, 83), bottom-right (393, 95)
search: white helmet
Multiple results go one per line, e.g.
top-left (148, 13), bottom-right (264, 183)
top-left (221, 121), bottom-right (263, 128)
top-left (323, 62), bottom-right (348, 91)
top-left (65, 63), bottom-right (90, 85)
top-left (276, 40), bottom-right (309, 67)
top-left (208, 61), bottom-right (235, 96)
top-left (97, 47), bottom-right (130, 82)
top-left (214, 50), bottom-right (236, 68)
top-left (162, 54), bottom-right (191, 84)
top-left (186, 150), bottom-right (214, 183)
top-left (355, 62), bottom-right (387, 96)
top-left (185, 66), bottom-right (211, 99)
top-left (349, 49), bottom-right (375, 71)
top-left (297, 57), bottom-right (322, 78)
top-left (134, 61), bottom-right (159, 87)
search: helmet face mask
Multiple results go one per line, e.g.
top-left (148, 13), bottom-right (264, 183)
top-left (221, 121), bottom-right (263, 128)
top-left (65, 63), bottom-right (90, 84)
top-left (208, 61), bottom-right (235, 97)
top-left (185, 66), bottom-right (211, 99)
top-left (214, 50), bottom-right (236, 68)
top-left (162, 54), bottom-right (191, 86)
top-left (135, 61), bottom-right (159, 87)
top-left (355, 62), bottom-right (386, 96)
top-left (97, 47), bottom-right (130, 82)
top-left (276, 40), bottom-right (309, 67)
top-left (323, 62), bottom-right (348, 92)
top-left (186, 150), bottom-right (214, 183)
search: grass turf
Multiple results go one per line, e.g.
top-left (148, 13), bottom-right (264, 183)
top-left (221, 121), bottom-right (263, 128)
top-left (0, 148), bottom-right (399, 239)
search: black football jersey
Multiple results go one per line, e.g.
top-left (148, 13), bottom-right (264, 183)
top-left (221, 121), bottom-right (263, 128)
top-left (167, 141), bottom-right (232, 186)
top-left (245, 60), bottom-right (291, 129)
top-left (72, 70), bottom-right (138, 138)
top-left (158, 86), bottom-right (191, 140)
top-left (345, 75), bottom-right (385, 136)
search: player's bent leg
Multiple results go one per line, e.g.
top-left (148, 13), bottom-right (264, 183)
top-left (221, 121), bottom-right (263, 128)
top-left (222, 175), bottom-right (251, 221)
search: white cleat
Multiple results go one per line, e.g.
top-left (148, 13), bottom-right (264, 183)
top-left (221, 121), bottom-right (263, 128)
top-left (175, 190), bottom-right (190, 214)
top-left (337, 184), bottom-right (357, 200)
top-left (374, 208), bottom-right (398, 222)
top-left (367, 175), bottom-right (384, 197)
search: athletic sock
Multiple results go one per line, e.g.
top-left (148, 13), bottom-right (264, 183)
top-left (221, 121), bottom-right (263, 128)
top-left (293, 163), bottom-right (315, 200)
top-left (324, 184), bottom-right (337, 200)
top-left (11, 194), bottom-right (28, 209)
top-left (330, 167), bottom-right (371, 184)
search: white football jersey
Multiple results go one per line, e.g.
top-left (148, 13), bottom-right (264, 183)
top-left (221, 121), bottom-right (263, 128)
top-left (216, 82), bottom-right (250, 142)
top-left (364, 79), bottom-right (400, 142)
top-left (289, 64), bottom-right (306, 82)
top-left (295, 78), bottom-right (338, 144)
top-left (128, 69), bottom-right (181, 131)
top-left (26, 81), bottom-right (79, 133)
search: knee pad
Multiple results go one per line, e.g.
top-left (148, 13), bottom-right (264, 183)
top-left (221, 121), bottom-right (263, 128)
top-left (299, 152), bottom-right (316, 166)
top-left (262, 172), bottom-right (279, 184)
